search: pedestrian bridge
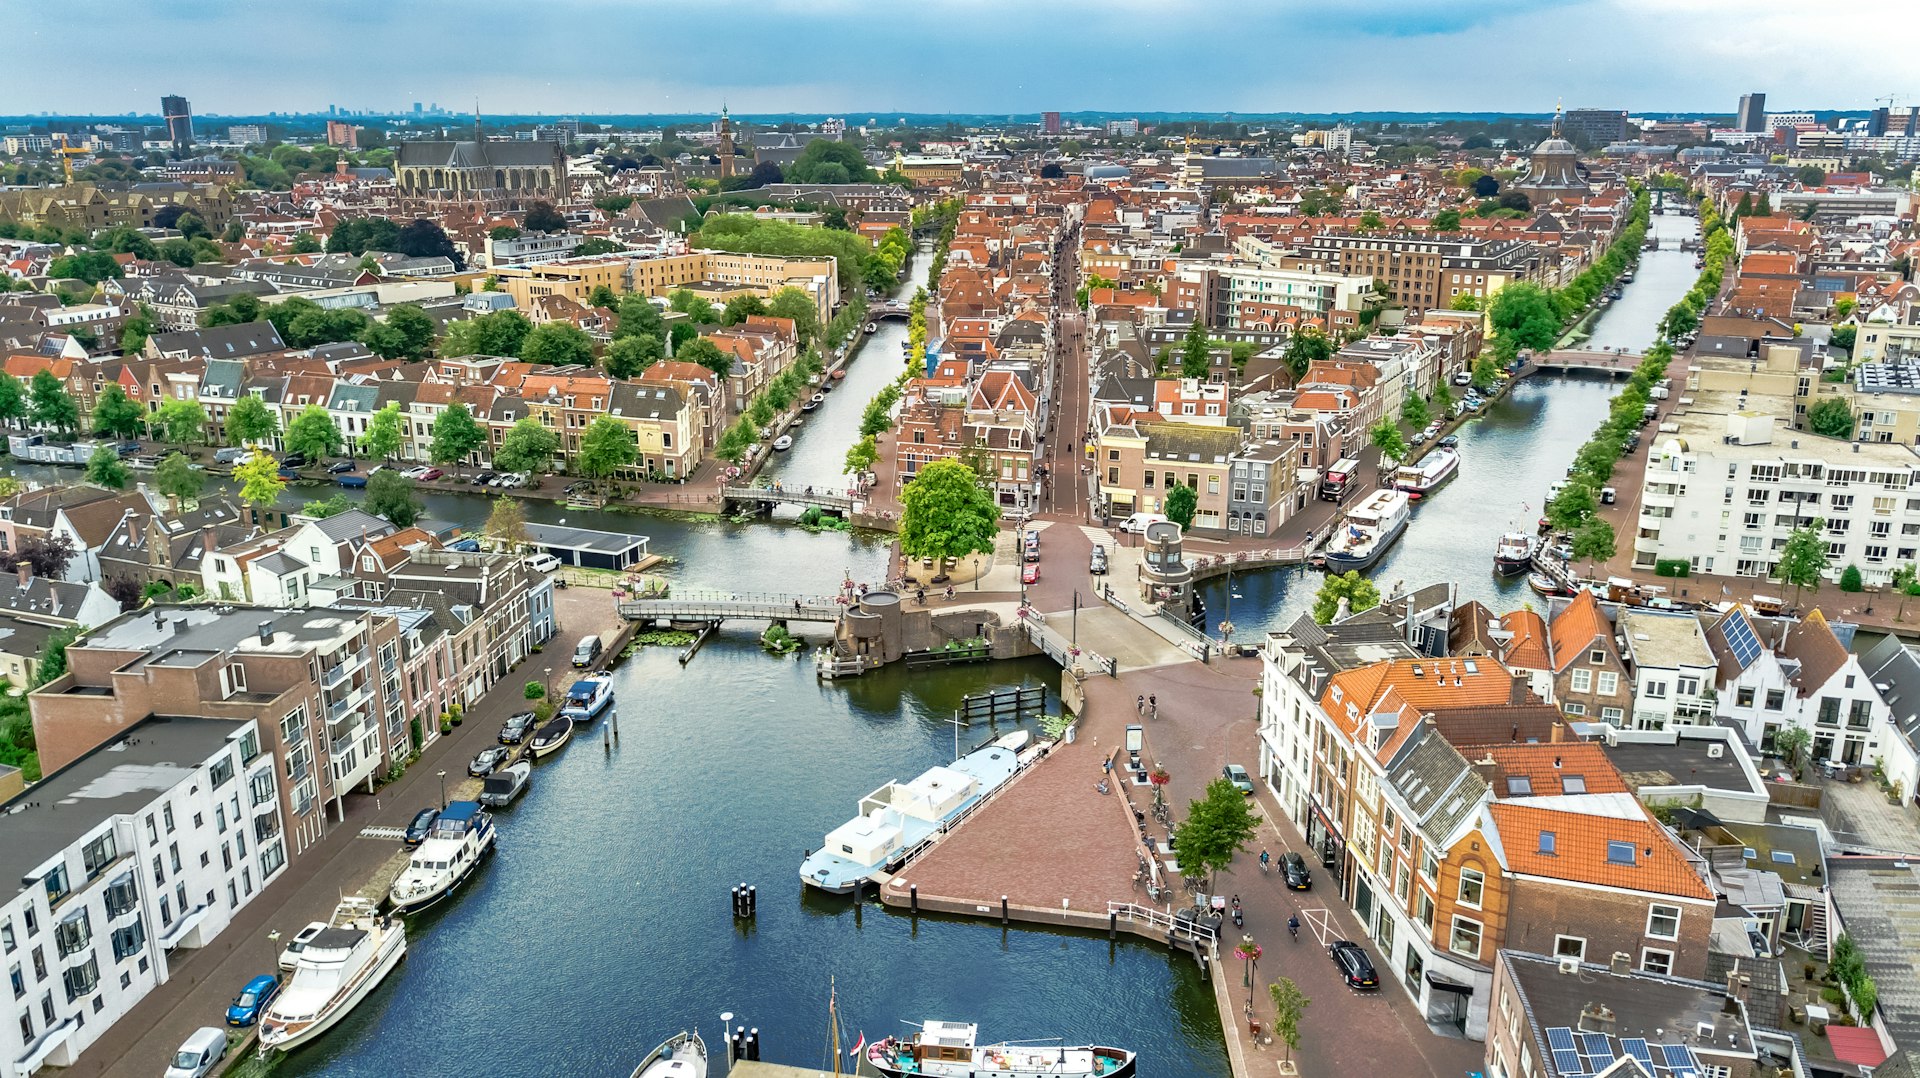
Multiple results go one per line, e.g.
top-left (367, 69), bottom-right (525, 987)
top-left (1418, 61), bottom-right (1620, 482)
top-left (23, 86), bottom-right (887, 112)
top-left (721, 485), bottom-right (858, 514)
top-left (618, 593), bottom-right (844, 624)
top-left (869, 301), bottom-right (910, 320)
top-left (1534, 349), bottom-right (1644, 374)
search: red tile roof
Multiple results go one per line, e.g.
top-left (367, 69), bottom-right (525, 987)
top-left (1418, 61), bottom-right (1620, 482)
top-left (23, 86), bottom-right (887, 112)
top-left (1491, 800), bottom-right (1711, 900)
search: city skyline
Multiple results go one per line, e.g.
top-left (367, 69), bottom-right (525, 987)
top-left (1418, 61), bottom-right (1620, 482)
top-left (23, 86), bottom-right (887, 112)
top-left (3, 0), bottom-right (1913, 117)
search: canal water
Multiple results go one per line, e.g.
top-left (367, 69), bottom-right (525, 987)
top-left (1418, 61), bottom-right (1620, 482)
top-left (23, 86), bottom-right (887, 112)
top-left (1582, 206), bottom-right (1700, 354)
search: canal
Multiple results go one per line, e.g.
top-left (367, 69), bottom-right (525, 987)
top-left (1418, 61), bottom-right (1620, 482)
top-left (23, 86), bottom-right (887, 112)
top-left (1583, 205), bottom-right (1701, 354)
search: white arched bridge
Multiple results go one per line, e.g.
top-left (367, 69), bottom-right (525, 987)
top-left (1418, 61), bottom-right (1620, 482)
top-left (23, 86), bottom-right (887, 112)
top-left (617, 592), bottom-right (844, 624)
top-left (721, 485), bottom-right (858, 515)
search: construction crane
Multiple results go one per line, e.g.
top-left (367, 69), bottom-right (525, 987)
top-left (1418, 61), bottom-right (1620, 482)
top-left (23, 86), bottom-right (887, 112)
top-left (54, 134), bottom-right (87, 183)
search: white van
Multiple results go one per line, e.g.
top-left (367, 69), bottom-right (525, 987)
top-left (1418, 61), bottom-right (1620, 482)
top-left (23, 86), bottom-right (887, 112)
top-left (523, 553), bottom-right (560, 574)
top-left (164, 1028), bottom-right (228, 1078)
top-left (1117, 513), bottom-right (1170, 534)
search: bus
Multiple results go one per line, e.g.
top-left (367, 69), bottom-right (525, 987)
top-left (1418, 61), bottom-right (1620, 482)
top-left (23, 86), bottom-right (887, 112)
top-left (1319, 457), bottom-right (1361, 502)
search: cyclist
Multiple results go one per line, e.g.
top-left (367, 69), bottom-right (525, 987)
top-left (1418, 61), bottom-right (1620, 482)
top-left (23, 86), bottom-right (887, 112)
top-left (1259, 850), bottom-right (1271, 873)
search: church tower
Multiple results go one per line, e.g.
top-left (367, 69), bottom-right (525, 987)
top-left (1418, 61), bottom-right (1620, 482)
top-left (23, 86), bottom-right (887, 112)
top-left (716, 106), bottom-right (737, 179)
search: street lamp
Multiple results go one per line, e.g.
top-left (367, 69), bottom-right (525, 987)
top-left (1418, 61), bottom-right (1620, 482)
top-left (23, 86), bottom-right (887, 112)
top-left (437, 769), bottom-right (448, 808)
top-left (1235, 936), bottom-right (1262, 1012)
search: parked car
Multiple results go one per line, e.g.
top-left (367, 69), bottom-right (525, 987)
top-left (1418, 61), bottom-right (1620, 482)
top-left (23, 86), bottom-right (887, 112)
top-left (403, 807), bottom-right (439, 846)
top-left (1090, 546), bottom-right (1109, 575)
top-left (1021, 563), bottom-right (1041, 585)
top-left (1422, 422), bottom-right (1443, 439)
top-left (1222, 764), bottom-right (1253, 794)
top-left (524, 553), bottom-right (561, 574)
top-left (470, 471), bottom-right (496, 486)
top-left (213, 446), bottom-right (247, 464)
top-left (400, 465), bottom-right (430, 480)
top-left (276, 923), bottom-right (327, 971)
top-left (447, 537), bottom-right (482, 552)
top-left (280, 452), bottom-right (307, 468)
top-left (418, 468), bottom-right (444, 481)
top-left (1281, 851), bottom-right (1312, 891)
top-left (225, 973), bottom-right (280, 1026)
top-left (164, 1028), bottom-right (230, 1078)
top-left (1329, 940), bottom-right (1379, 989)
top-left (326, 460), bottom-right (355, 474)
top-left (469, 746), bottom-right (511, 777)
top-left (1436, 435), bottom-right (1460, 449)
top-left (1117, 513), bottom-right (1170, 534)
top-left (499, 711), bottom-right (537, 744)
top-left (1409, 432), bottom-right (1428, 448)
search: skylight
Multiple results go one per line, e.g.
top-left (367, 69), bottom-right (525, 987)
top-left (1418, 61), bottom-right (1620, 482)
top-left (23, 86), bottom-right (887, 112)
top-left (1606, 841), bottom-right (1637, 866)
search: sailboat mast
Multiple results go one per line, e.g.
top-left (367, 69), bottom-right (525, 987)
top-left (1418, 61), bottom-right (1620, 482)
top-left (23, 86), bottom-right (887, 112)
top-left (829, 978), bottom-right (843, 1077)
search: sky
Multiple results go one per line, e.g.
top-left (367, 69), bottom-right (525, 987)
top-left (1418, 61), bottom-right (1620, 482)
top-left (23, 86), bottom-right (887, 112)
top-left (4, 0), bottom-right (1915, 118)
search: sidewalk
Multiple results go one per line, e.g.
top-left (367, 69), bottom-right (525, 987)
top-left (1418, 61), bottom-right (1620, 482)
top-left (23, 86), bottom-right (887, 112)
top-left (69, 588), bottom-right (623, 1078)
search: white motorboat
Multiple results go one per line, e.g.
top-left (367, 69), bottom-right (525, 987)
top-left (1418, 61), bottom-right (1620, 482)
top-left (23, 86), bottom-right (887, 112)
top-left (1495, 532), bottom-right (1537, 575)
top-left (772, 436), bottom-right (794, 452)
top-left (559, 674), bottom-right (614, 722)
top-left (388, 800), bottom-right (496, 914)
top-left (1321, 488), bottom-right (1412, 572)
top-left (866, 1021), bottom-right (1136, 1078)
top-left (801, 743), bottom-right (1024, 893)
top-left (631, 1031), bottom-right (708, 1078)
top-left (258, 898), bottom-right (406, 1054)
top-left (479, 761), bottom-right (531, 807)
top-left (529, 716), bottom-right (574, 758)
top-left (1392, 446), bottom-right (1459, 497)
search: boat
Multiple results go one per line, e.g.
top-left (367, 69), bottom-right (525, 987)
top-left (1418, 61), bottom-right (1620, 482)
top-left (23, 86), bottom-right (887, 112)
top-left (772, 436), bottom-right (794, 452)
top-left (866, 1021), bottom-right (1136, 1078)
top-left (801, 395), bottom-right (822, 412)
top-left (831, 369), bottom-right (846, 381)
top-left (529, 716), bottom-right (574, 758)
top-left (1527, 571), bottom-right (1564, 597)
top-left (1321, 489), bottom-right (1412, 573)
top-left (631, 1031), bottom-right (708, 1078)
top-left (258, 898), bottom-right (406, 1054)
top-left (801, 741), bottom-right (1025, 893)
top-left (478, 761), bottom-right (531, 808)
top-left (1494, 532), bottom-right (1537, 575)
top-left (559, 674), bottom-right (615, 722)
top-left (864, 322), bottom-right (878, 334)
top-left (1391, 447), bottom-right (1459, 496)
top-left (387, 801), bottom-right (496, 914)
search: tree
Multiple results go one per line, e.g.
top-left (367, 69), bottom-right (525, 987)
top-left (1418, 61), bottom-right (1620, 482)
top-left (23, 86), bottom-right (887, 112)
top-left (494, 417), bottom-right (560, 476)
top-left (1312, 570), bottom-right (1382, 624)
top-left (1431, 380), bottom-right (1455, 417)
top-left (722, 293), bottom-right (767, 326)
top-left (1449, 293), bottom-right (1482, 311)
top-left (588, 284), bottom-right (619, 309)
top-left (153, 398), bottom-right (207, 448)
top-left (118, 309), bottom-right (154, 353)
top-left (1497, 191), bottom-right (1532, 212)
top-left (1401, 393), bottom-right (1429, 429)
top-left (899, 459), bottom-right (1000, 563)
top-left (1545, 482), bottom-right (1597, 531)
top-left (1359, 210), bottom-right (1384, 231)
top-left (47, 251), bottom-right (121, 285)
top-left (359, 402), bottom-right (405, 461)
top-left (1269, 978), bottom-right (1311, 1063)
top-left (1830, 325), bottom-right (1857, 353)
top-left (1807, 396), bottom-right (1855, 438)
top-left (5, 534), bottom-right (76, 580)
top-left (28, 370), bottom-right (78, 434)
top-left (572, 238), bottom-right (622, 257)
top-left (577, 416), bottom-right (639, 489)
top-left (1773, 725), bottom-right (1812, 776)
top-left (429, 404), bottom-right (486, 471)
top-left (84, 445), bottom-right (128, 489)
top-left (676, 336), bottom-right (733, 379)
top-left (604, 333), bottom-right (663, 379)
top-left (1572, 517), bottom-right (1617, 571)
top-left (524, 201), bottom-right (566, 233)
top-left (0, 375), bottom-right (24, 430)
top-left (442, 310), bottom-right (533, 358)
top-left (361, 304), bottom-right (436, 360)
top-left (289, 233), bottom-right (322, 254)
top-left (1283, 328), bottom-right (1333, 383)
top-left (1178, 318), bottom-right (1212, 380)
top-left (284, 404), bottom-right (343, 461)
top-left (743, 160), bottom-right (784, 189)
top-left (155, 451), bottom-right (203, 503)
top-left (1895, 563), bottom-right (1920, 621)
top-left (1039, 162), bottom-right (1065, 180)
top-left (785, 139), bottom-right (876, 184)
top-left (90, 384), bottom-right (146, 439)
top-left (1171, 777), bottom-right (1263, 893)
top-left (1471, 356), bottom-right (1501, 390)
top-left (1487, 282), bottom-right (1561, 353)
top-left (1368, 417), bottom-right (1407, 464)
top-left (1795, 164), bottom-right (1826, 187)
top-left (1839, 563), bottom-right (1865, 592)
top-left (1164, 483), bottom-right (1198, 531)
top-left (174, 212), bottom-right (209, 241)
top-left (1776, 519), bottom-right (1828, 609)
top-left (844, 433), bottom-right (879, 476)
top-left (615, 295), bottom-right (666, 340)
top-left (365, 469), bottom-right (422, 526)
top-left (520, 322), bottom-right (596, 366)
top-left (668, 289), bottom-right (719, 325)
top-left (300, 492), bottom-right (354, 518)
top-left (485, 496), bottom-right (530, 552)
top-left (224, 395), bottom-right (280, 445)
top-left (489, 225), bottom-right (522, 242)
top-left (1431, 209), bottom-right (1462, 232)
top-left (233, 450), bottom-right (287, 510)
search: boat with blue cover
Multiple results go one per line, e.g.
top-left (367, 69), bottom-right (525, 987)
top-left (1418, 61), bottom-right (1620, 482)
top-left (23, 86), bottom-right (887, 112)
top-left (559, 674), bottom-right (614, 722)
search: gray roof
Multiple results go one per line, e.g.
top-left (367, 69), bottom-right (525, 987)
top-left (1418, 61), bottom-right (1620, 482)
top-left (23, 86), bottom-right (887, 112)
top-left (523, 522), bottom-right (648, 556)
top-left (0, 716), bottom-right (245, 885)
top-left (251, 551), bottom-right (307, 576)
top-left (306, 508), bottom-right (394, 544)
top-left (1385, 724), bottom-right (1488, 843)
top-left (150, 321), bottom-right (286, 359)
top-left (1862, 634), bottom-right (1920, 755)
top-left (1826, 857), bottom-right (1920, 1054)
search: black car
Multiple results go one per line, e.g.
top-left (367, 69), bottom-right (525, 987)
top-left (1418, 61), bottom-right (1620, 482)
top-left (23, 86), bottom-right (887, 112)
top-left (280, 452), bottom-right (307, 468)
top-left (404, 808), bottom-right (439, 846)
top-left (498, 711), bottom-right (537, 744)
top-left (471, 471), bottom-right (496, 486)
top-left (326, 460), bottom-right (355, 474)
top-left (1330, 940), bottom-right (1379, 989)
top-left (469, 746), bottom-right (511, 776)
top-left (1436, 434), bottom-right (1460, 449)
top-left (1281, 851), bottom-right (1312, 891)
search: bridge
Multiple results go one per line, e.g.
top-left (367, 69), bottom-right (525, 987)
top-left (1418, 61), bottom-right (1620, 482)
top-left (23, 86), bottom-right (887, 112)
top-left (1185, 545), bottom-right (1313, 581)
top-left (1533, 349), bottom-right (1645, 375)
top-left (869, 301), bottom-right (910, 320)
top-left (618, 592), bottom-right (844, 624)
top-left (720, 485), bottom-right (858, 515)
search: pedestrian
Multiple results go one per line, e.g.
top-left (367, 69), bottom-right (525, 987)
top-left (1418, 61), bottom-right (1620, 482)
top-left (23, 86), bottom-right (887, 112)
top-left (1149, 694), bottom-right (1157, 719)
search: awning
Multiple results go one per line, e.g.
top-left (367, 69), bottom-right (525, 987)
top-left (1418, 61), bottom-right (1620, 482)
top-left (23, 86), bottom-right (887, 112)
top-left (1308, 797), bottom-right (1345, 843)
top-left (16, 1018), bottom-right (76, 1072)
top-left (1426, 972), bottom-right (1476, 996)
top-left (157, 902), bottom-right (211, 950)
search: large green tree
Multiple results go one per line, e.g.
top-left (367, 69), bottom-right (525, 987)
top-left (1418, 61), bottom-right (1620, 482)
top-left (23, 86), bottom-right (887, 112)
top-left (520, 322), bottom-right (596, 366)
top-left (1312, 570), bottom-right (1382, 624)
top-left (84, 445), bottom-right (128, 489)
top-left (766, 287), bottom-right (823, 344)
top-left (784, 139), bottom-right (876, 184)
top-left (0, 376), bottom-right (24, 430)
top-left (90, 384), bottom-right (146, 439)
top-left (1806, 396), bottom-right (1855, 439)
top-left (1776, 519), bottom-right (1828, 609)
top-left (429, 403), bottom-right (486, 471)
top-left (1545, 482), bottom-right (1598, 531)
top-left (604, 333), bottom-right (663, 379)
top-left (360, 402), bottom-right (404, 461)
top-left (494, 417), bottom-right (560, 475)
top-left (1368, 417), bottom-right (1407, 464)
top-left (614, 294), bottom-right (666, 340)
top-left (28, 370), bottom-right (78, 434)
top-left (675, 336), bottom-right (733, 379)
top-left (442, 310), bottom-right (532, 358)
top-left (224, 395), bottom-right (278, 445)
top-left (155, 451), bottom-right (203, 503)
top-left (1487, 281), bottom-right (1562, 353)
top-left (1571, 518), bottom-right (1617, 572)
top-left (361, 303), bottom-right (436, 360)
top-left (577, 416), bottom-right (639, 489)
top-left (1283, 328), bottom-right (1334, 383)
top-left (153, 398), bottom-right (207, 448)
top-left (232, 450), bottom-right (287, 510)
top-left (1164, 483), bottom-right (1198, 530)
top-left (1180, 318), bottom-right (1212, 380)
top-left (899, 459), bottom-right (1000, 562)
top-left (284, 404), bottom-right (343, 461)
top-left (365, 469), bottom-right (422, 526)
top-left (1172, 778), bottom-right (1264, 893)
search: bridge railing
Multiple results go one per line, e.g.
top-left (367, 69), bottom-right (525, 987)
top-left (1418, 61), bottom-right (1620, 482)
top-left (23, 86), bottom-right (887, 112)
top-left (1187, 547), bottom-right (1308, 575)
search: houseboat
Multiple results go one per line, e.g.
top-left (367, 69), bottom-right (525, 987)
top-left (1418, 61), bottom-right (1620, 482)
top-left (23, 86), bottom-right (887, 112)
top-left (866, 1021), bottom-right (1135, 1078)
top-left (1321, 489), bottom-right (1412, 572)
top-left (388, 801), bottom-right (496, 914)
top-left (258, 898), bottom-right (406, 1054)
top-left (1392, 447), bottom-right (1459, 497)
top-left (558, 674), bottom-right (615, 723)
top-left (1494, 532), bottom-right (1536, 575)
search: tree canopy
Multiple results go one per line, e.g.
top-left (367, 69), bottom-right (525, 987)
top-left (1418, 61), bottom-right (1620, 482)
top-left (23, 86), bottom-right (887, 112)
top-left (284, 404), bottom-right (344, 461)
top-left (784, 140), bottom-right (876, 184)
top-left (1164, 483), bottom-right (1198, 530)
top-left (429, 404), bottom-right (486, 468)
top-left (1807, 396), bottom-right (1855, 438)
top-left (84, 445), bottom-right (128, 490)
top-left (155, 452), bottom-right (203, 503)
top-left (1172, 778), bottom-right (1263, 891)
top-left (233, 450), bottom-right (287, 509)
top-left (224, 394), bottom-right (278, 445)
top-left (577, 416), bottom-right (639, 488)
top-left (360, 402), bottom-right (404, 461)
top-left (443, 309), bottom-right (532, 358)
top-left (1487, 282), bottom-right (1562, 354)
top-left (899, 459), bottom-right (1000, 562)
top-left (365, 469), bottom-right (422, 526)
top-left (1312, 570), bottom-right (1382, 624)
top-left (494, 417), bottom-right (560, 475)
top-left (520, 322), bottom-right (596, 366)
top-left (90, 384), bottom-right (146, 439)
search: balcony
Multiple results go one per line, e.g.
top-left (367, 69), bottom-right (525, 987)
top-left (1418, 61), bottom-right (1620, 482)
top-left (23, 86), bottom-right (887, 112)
top-left (319, 651), bottom-right (369, 690)
top-left (326, 684), bottom-right (373, 724)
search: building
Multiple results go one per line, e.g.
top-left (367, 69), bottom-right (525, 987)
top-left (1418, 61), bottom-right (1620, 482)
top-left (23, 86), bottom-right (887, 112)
top-left (393, 127), bottom-right (568, 213)
top-left (1615, 609), bottom-right (1718, 730)
top-left (715, 108), bottom-right (738, 180)
top-left (160, 94), bottom-right (192, 151)
top-left (1291, 234), bottom-right (1541, 317)
top-left (1041, 112), bottom-right (1062, 136)
top-left (226, 125), bottom-right (267, 145)
top-left (1561, 109), bottom-right (1629, 148)
top-left (1737, 92), bottom-right (1767, 133)
top-left (1513, 112), bottom-right (1592, 206)
top-left (0, 716), bottom-right (286, 1077)
top-left (324, 120), bottom-right (358, 150)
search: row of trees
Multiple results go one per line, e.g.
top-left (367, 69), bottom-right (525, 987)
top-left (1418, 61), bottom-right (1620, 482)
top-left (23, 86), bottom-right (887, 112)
top-left (1659, 192), bottom-right (1735, 340)
top-left (716, 348), bottom-right (829, 464)
top-left (1484, 187), bottom-right (1654, 361)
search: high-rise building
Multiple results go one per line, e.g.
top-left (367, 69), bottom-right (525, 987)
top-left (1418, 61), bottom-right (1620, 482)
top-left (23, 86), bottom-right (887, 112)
top-left (1562, 108), bottom-right (1628, 147)
top-left (160, 94), bottom-right (193, 151)
top-left (1042, 111), bottom-right (1062, 135)
top-left (1736, 92), bottom-right (1766, 133)
top-left (325, 119), bottom-right (358, 149)
top-left (413, 102), bottom-right (423, 114)
top-left (1868, 108), bottom-right (1890, 137)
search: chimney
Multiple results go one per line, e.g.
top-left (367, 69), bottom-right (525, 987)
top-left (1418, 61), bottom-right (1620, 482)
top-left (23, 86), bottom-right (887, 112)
top-left (1609, 951), bottom-right (1632, 976)
top-left (171, 617), bottom-right (187, 635)
top-left (1576, 1002), bottom-right (1617, 1036)
top-left (257, 620), bottom-right (274, 645)
top-left (14, 560), bottom-right (29, 586)
top-left (202, 524), bottom-right (217, 560)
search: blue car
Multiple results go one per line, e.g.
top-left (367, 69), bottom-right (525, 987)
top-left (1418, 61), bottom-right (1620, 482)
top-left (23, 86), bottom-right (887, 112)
top-left (225, 973), bottom-right (280, 1026)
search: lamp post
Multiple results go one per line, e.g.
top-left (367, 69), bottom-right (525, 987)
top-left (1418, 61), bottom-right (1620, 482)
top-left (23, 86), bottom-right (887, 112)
top-left (1235, 936), bottom-right (1262, 1013)
top-left (436, 769), bottom-right (447, 808)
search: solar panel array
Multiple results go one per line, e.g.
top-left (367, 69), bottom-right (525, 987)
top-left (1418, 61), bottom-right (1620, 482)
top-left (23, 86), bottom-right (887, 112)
top-left (1722, 608), bottom-right (1763, 669)
top-left (1549, 1031), bottom-right (1698, 1078)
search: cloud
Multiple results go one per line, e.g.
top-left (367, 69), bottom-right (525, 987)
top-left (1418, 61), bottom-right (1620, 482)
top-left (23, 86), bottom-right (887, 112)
top-left (0, 0), bottom-right (1909, 116)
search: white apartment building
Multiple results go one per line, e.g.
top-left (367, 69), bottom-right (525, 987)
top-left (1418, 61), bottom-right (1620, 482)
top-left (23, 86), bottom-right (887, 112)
top-left (1616, 609), bottom-right (1719, 730)
top-left (1, 717), bottom-right (285, 1078)
top-left (1257, 634), bottom-right (1324, 828)
top-left (1633, 397), bottom-right (1920, 585)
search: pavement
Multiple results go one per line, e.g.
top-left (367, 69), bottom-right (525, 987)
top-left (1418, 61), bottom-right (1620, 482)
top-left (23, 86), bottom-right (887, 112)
top-left (68, 587), bottom-right (623, 1078)
top-left (1820, 775), bottom-right (1920, 855)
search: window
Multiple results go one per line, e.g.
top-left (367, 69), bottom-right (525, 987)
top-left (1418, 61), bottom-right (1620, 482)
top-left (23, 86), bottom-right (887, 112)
top-left (1554, 936), bottom-right (1586, 960)
top-left (1571, 669), bottom-right (1592, 693)
top-left (103, 875), bottom-right (136, 920)
top-left (1595, 671), bottom-right (1617, 695)
top-left (80, 832), bottom-right (117, 882)
top-left (209, 756), bottom-right (234, 788)
top-left (250, 770), bottom-right (275, 807)
top-left (239, 729), bottom-right (260, 763)
top-left (162, 804), bottom-right (175, 834)
top-left (1647, 903), bottom-right (1681, 940)
top-left (42, 865), bottom-right (68, 907)
top-left (1607, 841), bottom-right (1637, 866)
top-left (1640, 948), bottom-right (1674, 976)
top-left (1420, 850), bottom-right (1438, 883)
top-left (60, 956), bottom-right (98, 1002)
top-left (258, 842), bottom-right (285, 879)
top-left (1564, 702), bottom-right (1587, 716)
top-left (1765, 689), bottom-right (1786, 711)
top-left (1736, 687), bottom-right (1755, 708)
top-left (1416, 892), bottom-right (1435, 930)
top-left (1450, 916), bottom-right (1483, 958)
top-left (53, 912), bottom-right (89, 960)
top-left (1645, 680), bottom-right (1667, 700)
top-left (0, 924), bottom-right (10, 954)
top-left (1457, 867), bottom-right (1485, 908)
top-left (109, 923), bottom-right (144, 962)
top-left (1538, 831), bottom-right (1556, 854)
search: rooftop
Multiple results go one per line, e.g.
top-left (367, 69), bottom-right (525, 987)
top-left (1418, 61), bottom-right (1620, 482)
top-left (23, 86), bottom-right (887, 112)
top-left (1617, 610), bottom-right (1716, 670)
top-left (1499, 950), bottom-right (1754, 1078)
top-left (1602, 732), bottom-right (1760, 797)
top-left (523, 522), bottom-right (650, 556)
top-left (1824, 856), bottom-right (1920, 1053)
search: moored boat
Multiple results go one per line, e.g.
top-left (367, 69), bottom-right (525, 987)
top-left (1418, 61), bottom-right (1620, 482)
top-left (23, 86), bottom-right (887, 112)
top-left (258, 898), bottom-right (406, 1054)
top-left (772, 435), bottom-right (794, 452)
top-left (865, 1021), bottom-right (1136, 1078)
top-left (1527, 571), bottom-right (1564, 597)
top-left (1392, 447), bottom-right (1459, 496)
top-left (529, 716), bottom-right (574, 758)
top-left (559, 674), bottom-right (614, 722)
top-left (864, 322), bottom-right (879, 334)
top-left (830, 368), bottom-right (846, 381)
top-left (1321, 489), bottom-right (1412, 573)
top-left (801, 742), bottom-right (1024, 893)
top-left (1494, 532), bottom-right (1537, 575)
top-left (388, 801), bottom-right (496, 913)
top-left (631, 1030), bottom-right (707, 1078)
top-left (479, 760), bottom-right (531, 807)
